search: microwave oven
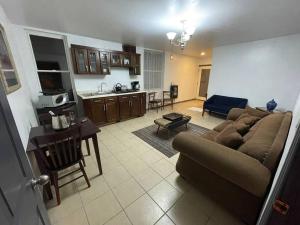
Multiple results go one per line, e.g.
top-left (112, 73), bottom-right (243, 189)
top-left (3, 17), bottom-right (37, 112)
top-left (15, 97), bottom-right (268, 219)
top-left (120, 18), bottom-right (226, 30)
top-left (38, 93), bottom-right (69, 108)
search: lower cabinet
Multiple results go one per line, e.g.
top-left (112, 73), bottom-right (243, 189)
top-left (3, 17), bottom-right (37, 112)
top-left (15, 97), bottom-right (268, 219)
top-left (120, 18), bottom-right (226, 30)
top-left (83, 93), bottom-right (146, 126)
top-left (105, 97), bottom-right (119, 123)
top-left (119, 95), bottom-right (131, 120)
top-left (130, 94), bottom-right (141, 118)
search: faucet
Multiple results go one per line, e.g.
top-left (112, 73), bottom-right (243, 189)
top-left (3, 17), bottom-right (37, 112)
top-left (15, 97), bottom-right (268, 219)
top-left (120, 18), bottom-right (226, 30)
top-left (98, 82), bottom-right (107, 93)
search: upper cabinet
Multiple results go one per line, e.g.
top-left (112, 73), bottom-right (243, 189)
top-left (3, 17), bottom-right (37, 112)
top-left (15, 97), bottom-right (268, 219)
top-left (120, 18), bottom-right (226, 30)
top-left (99, 51), bottom-right (110, 75)
top-left (70, 44), bottom-right (140, 75)
top-left (72, 47), bottom-right (89, 74)
top-left (129, 54), bottom-right (141, 75)
top-left (87, 50), bottom-right (101, 74)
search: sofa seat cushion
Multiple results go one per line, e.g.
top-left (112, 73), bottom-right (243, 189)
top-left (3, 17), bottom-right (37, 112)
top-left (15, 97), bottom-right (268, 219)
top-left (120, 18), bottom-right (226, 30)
top-left (215, 125), bottom-right (244, 149)
top-left (238, 113), bottom-right (284, 164)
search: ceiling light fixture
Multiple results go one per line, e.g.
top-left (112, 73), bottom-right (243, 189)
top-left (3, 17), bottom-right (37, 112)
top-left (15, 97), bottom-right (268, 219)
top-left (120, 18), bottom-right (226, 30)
top-left (166, 20), bottom-right (196, 50)
top-left (200, 52), bottom-right (206, 56)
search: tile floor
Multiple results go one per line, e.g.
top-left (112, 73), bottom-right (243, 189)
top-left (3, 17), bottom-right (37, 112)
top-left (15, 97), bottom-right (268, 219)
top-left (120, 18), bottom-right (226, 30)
top-left (46, 100), bottom-right (246, 225)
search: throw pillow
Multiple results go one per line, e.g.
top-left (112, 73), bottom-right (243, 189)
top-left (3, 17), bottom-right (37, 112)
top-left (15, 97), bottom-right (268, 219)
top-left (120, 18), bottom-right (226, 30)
top-left (233, 122), bottom-right (250, 135)
top-left (215, 125), bottom-right (244, 149)
top-left (237, 113), bottom-right (260, 126)
top-left (213, 120), bottom-right (233, 132)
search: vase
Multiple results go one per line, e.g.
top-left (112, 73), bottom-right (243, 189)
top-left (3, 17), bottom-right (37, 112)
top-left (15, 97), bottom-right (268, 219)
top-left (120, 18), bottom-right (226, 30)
top-left (266, 99), bottom-right (277, 112)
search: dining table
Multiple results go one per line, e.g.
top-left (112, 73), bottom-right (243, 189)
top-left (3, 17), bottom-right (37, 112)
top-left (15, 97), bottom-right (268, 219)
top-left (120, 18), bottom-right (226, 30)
top-left (26, 117), bottom-right (103, 175)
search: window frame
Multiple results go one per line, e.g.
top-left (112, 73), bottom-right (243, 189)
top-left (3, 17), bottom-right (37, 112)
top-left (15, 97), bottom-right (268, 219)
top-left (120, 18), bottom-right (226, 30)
top-left (0, 25), bottom-right (21, 94)
top-left (143, 49), bottom-right (164, 90)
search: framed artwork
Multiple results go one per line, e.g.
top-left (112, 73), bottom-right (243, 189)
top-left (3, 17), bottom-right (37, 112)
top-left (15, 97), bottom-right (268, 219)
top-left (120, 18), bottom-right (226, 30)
top-left (0, 27), bottom-right (21, 94)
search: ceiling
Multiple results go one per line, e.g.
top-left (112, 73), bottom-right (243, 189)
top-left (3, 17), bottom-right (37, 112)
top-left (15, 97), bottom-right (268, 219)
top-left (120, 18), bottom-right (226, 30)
top-left (1, 0), bottom-right (300, 58)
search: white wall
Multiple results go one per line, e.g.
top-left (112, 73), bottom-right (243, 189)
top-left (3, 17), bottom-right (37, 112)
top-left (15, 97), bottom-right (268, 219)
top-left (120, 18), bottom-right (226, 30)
top-left (164, 52), bottom-right (211, 102)
top-left (209, 34), bottom-right (300, 111)
top-left (0, 6), bottom-right (38, 147)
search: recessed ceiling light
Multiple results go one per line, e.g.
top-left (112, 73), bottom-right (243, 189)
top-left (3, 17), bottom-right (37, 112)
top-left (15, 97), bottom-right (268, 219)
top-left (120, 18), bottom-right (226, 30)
top-left (200, 52), bottom-right (206, 56)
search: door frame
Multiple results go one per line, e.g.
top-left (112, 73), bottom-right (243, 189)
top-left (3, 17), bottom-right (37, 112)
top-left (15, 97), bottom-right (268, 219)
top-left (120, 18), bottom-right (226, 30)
top-left (196, 65), bottom-right (211, 100)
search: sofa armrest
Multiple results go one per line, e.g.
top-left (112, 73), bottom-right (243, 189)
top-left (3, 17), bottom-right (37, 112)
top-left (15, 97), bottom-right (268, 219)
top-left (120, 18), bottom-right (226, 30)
top-left (173, 133), bottom-right (271, 197)
top-left (227, 108), bottom-right (245, 120)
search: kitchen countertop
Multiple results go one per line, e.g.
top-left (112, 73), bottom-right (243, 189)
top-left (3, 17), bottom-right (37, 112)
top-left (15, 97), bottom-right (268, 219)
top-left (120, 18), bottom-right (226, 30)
top-left (77, 90), bottom-right (147, 100)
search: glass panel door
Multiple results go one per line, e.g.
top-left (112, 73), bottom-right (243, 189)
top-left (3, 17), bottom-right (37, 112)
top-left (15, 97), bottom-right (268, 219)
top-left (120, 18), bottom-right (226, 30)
top-left (88, 50), bottom-right (100, 73)
top-left (76, 49), bottom-right (88, 73)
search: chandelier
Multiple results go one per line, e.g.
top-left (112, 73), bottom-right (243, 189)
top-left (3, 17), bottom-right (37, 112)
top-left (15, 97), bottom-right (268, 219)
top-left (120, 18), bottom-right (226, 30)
top-left (166, 20), bottom-right (196, 50)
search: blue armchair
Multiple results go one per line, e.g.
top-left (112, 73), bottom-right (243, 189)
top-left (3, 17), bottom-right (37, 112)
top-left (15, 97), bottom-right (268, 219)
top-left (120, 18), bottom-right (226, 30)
top-left (203, 95), bottom-right (248, 117)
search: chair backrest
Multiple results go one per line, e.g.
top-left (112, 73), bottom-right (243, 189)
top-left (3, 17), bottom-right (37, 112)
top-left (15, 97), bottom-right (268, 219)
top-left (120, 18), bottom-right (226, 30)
top-left (32, 125), bottom-right (82, 170)
top-left (148, 92), bottom-right (157, 101)
top-left (163, 91), bottom-right (171, 100)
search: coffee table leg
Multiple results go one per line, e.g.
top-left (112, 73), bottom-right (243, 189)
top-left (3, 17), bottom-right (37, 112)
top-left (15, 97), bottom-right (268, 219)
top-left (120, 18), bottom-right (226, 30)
top-left (185, 124), bottom-right (188, 130)
top-left (156, 125), bottom-right (160, 135)
top-left (92, 134), bottom-right (103, 175)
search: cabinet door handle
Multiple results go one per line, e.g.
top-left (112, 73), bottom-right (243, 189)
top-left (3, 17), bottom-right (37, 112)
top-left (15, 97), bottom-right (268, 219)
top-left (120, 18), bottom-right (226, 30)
top-left (85, 65), bottom-right (89, 71)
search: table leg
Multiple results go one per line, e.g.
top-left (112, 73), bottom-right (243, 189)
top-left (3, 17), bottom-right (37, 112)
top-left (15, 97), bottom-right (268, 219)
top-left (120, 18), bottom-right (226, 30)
top-left (85, 139), bottom-right (91, 156)
top-left (92, 134), bottom-right (103, 175)
top-left (156, 125), bottom-right (160, 135)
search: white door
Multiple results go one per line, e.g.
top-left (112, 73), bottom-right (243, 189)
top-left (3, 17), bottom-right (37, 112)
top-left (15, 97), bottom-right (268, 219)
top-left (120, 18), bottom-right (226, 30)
top-left (196, 66), bottom-right (211, 100)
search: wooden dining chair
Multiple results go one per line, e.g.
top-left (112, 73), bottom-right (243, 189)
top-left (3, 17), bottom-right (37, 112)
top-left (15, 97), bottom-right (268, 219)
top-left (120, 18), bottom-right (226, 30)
top-left (32, 125), bottom-right (91, 205)
top-left (148, 92), bottom-right (162, 113)
top-left (162, 91), bottom-right (174, 110)
top-left (38, 110), bottom-right (91, 157)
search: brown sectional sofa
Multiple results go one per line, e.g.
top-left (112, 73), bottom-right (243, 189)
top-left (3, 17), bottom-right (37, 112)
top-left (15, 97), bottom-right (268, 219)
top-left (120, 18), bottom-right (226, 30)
top-left (173, 107), bottom-right (292, 225)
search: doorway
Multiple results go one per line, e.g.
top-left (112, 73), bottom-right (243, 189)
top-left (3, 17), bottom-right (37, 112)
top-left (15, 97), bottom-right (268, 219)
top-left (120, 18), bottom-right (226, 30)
top-left (197, 66), bottom-right (211, 100)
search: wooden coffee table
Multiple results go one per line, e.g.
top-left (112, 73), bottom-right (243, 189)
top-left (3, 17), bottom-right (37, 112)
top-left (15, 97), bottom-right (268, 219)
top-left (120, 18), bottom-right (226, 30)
top-left (154, 113), bottom-right (191, 135)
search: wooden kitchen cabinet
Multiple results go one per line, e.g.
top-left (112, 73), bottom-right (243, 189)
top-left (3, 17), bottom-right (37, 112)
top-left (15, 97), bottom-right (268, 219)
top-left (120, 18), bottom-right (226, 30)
top-left (90, 98), bottom-right (106, 125)
top-left (82, 93), bottom-right (146, 126)
top-left (71, 44), bottom-right (141, 75)
top-left (73, 48), bottom-right (89, 74)
top-left (140, 92), bottom-right (146, 115)
top-left (87, 49), bottom-right (101, 74)
top-left (129, 54), bottom-right (141, 75)
top-left (130, 94), bottom-right (141, 117)
top-left (119, 95), bottom-right (131, 120)
top-left (105, 97), bottom-right (119, 123)
top-left (100, 51), bottom-right (110, 75)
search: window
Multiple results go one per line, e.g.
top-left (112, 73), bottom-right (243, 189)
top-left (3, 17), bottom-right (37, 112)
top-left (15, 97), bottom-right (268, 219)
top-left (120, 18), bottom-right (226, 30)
top-left (143, 50), bottom-right (164, 90)
top-left (0, 27), bottom-right (21, 94)
top-left (29, 34), bottom-right (74, 100)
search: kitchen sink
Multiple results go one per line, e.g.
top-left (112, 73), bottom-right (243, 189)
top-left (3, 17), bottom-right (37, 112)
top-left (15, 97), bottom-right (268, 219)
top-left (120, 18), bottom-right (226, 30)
top-left (81, 91), bottom-right (113, 97)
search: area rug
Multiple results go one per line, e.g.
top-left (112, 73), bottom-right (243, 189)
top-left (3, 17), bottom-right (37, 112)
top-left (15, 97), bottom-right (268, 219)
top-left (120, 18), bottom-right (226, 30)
top-left (132, 123), bottom-right (210, 158)
top-left (188, 107), bottom-right (203, 112)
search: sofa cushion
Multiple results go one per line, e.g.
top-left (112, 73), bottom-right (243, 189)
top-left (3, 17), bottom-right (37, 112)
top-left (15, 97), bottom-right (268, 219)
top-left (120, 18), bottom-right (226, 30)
top-left (213, 120), bottom-right (234, 132)
top-left (237, 113), bottom-right (260, 126)
top-left (215, 125), bottom-right (244, 149)
top-left (234, 122), bottom-right (250, 135)
top-left (238, 113), bottom-right (285, 165)
top-left (245, 107), bottom-right (270, 118)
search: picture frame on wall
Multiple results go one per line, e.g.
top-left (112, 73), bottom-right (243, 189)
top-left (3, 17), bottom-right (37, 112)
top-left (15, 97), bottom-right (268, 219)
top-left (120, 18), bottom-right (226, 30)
top-left (0, 26), bottom-right (21, 94)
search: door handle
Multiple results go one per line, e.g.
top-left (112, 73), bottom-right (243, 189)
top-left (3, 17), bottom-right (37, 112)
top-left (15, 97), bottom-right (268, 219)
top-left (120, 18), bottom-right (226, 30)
top-left (31, 175), bottom-right (49, 188)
